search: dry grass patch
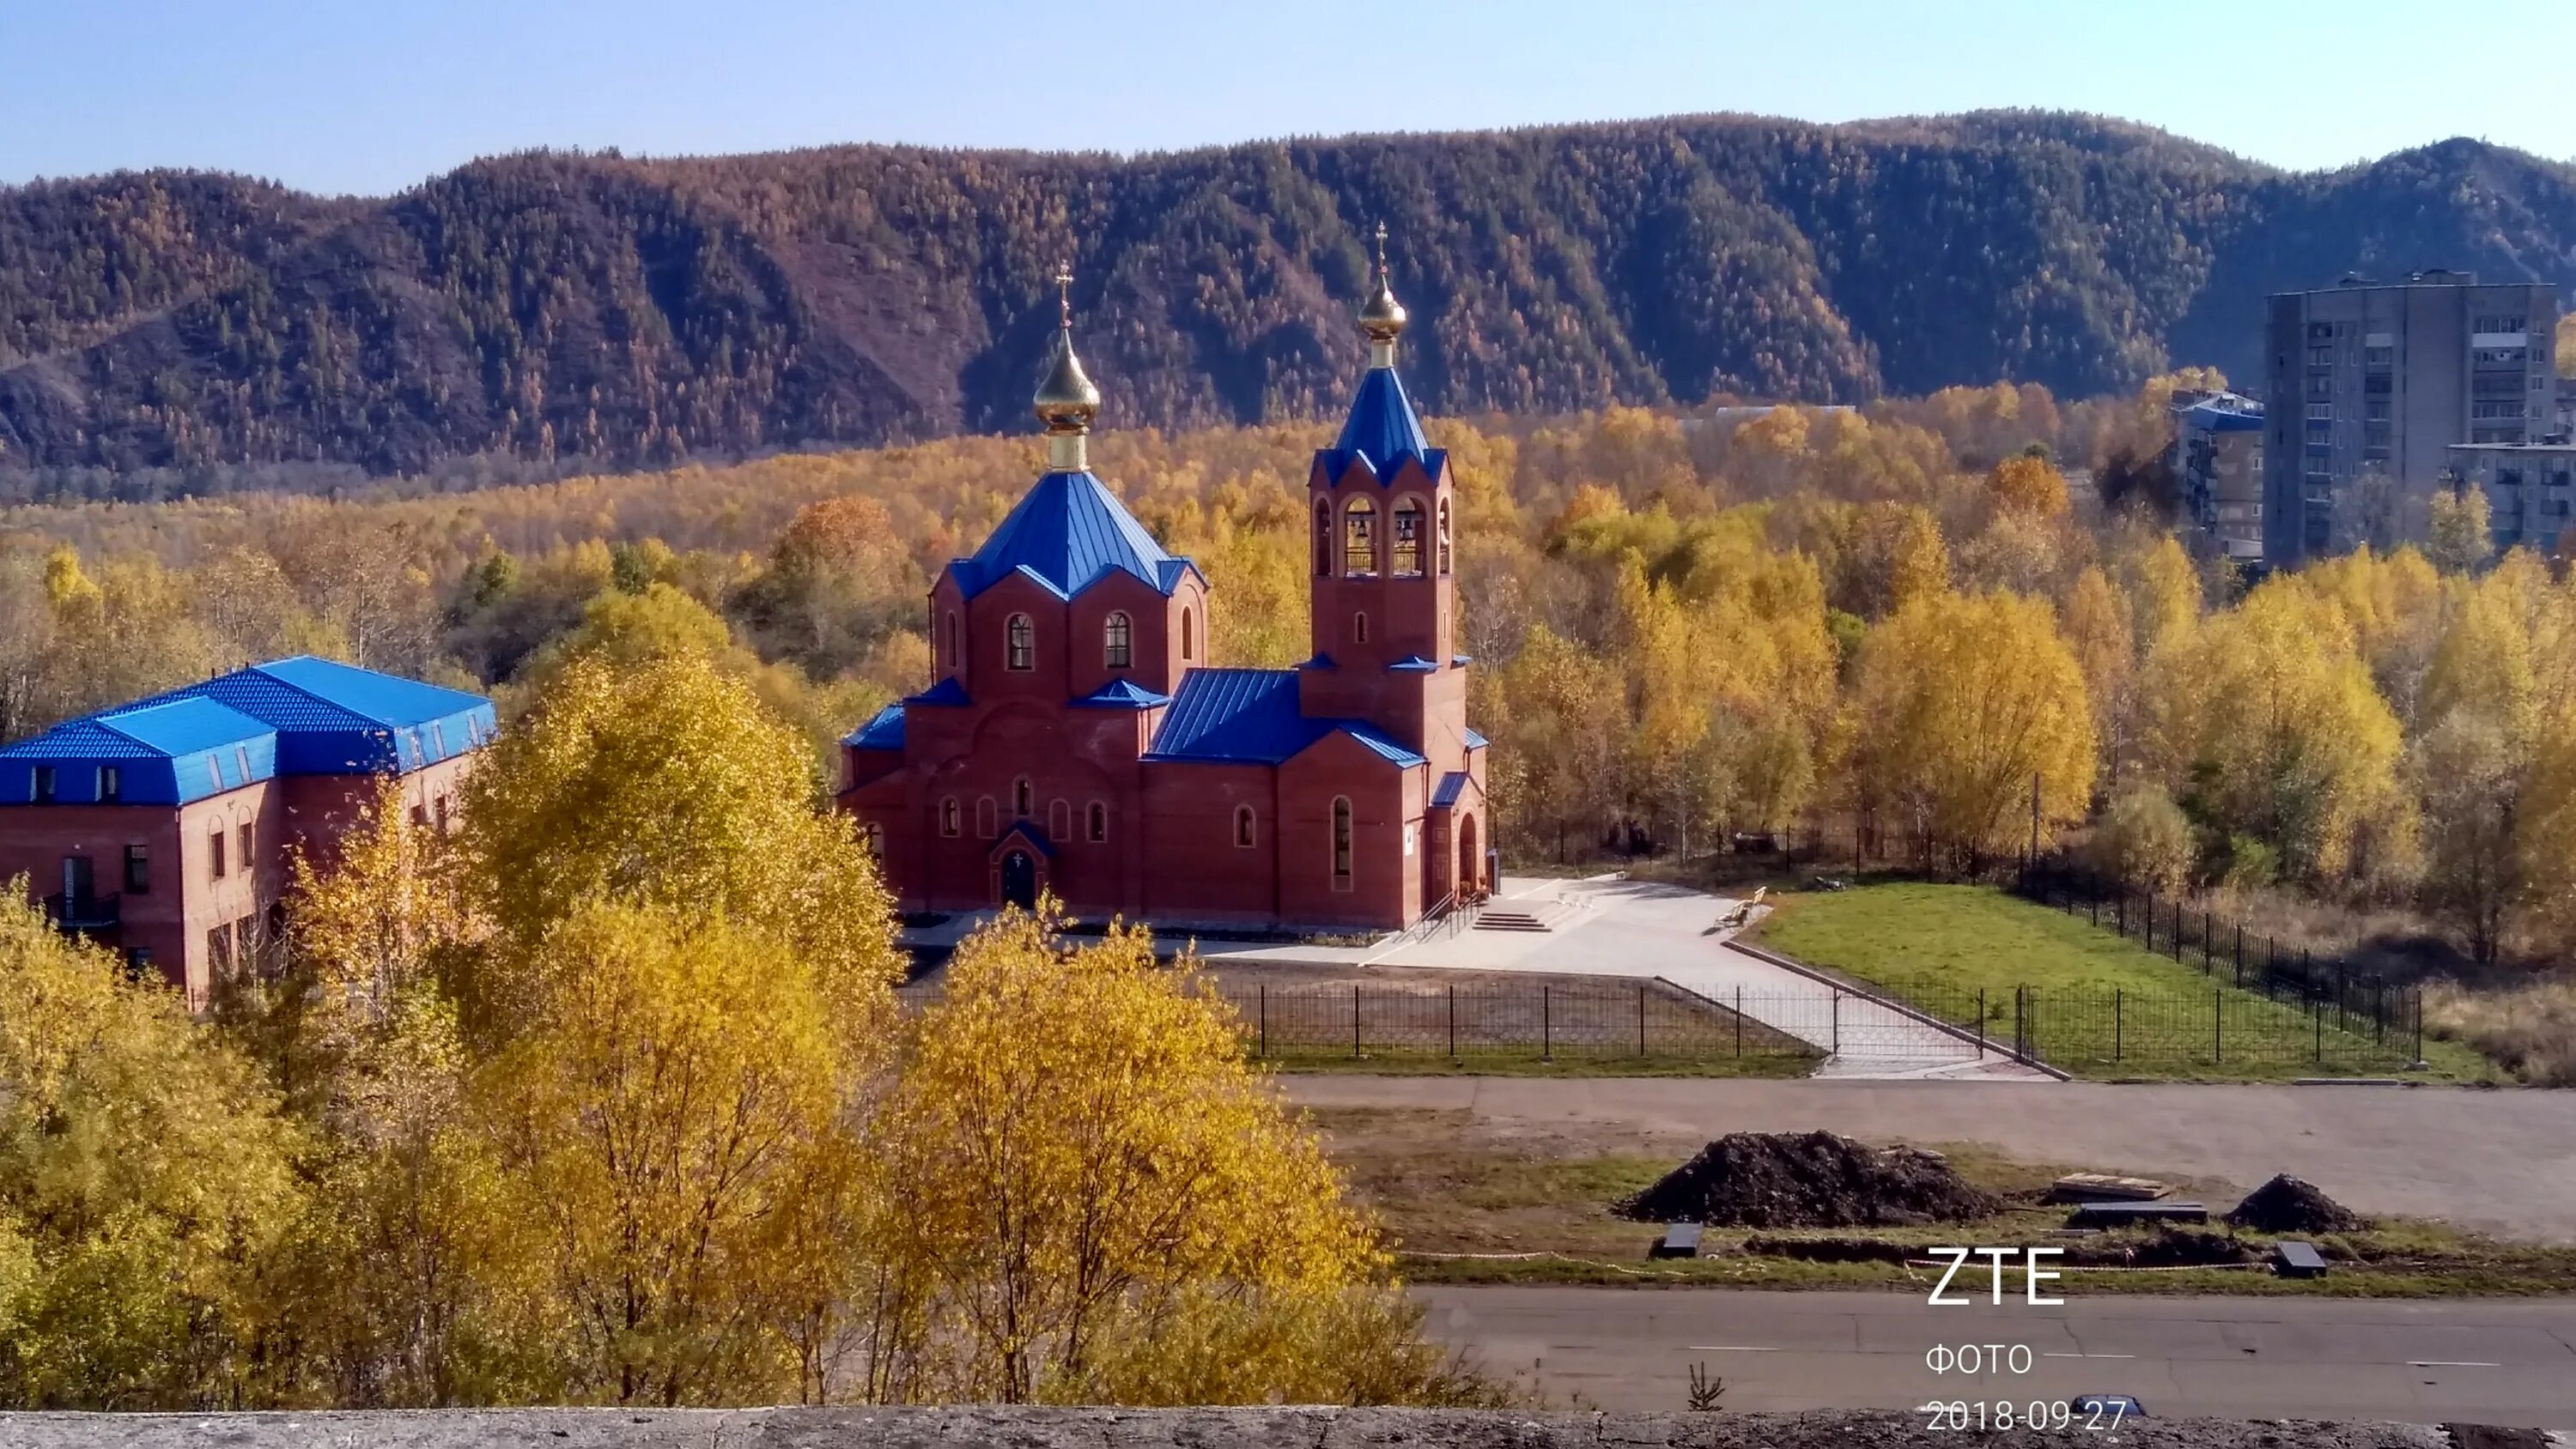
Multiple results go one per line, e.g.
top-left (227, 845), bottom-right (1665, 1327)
top-left (2425, 978), bottom-right (2576, 1086)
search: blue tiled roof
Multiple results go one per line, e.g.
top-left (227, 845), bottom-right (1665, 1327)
top-left (906, 676), bottom-right (971, 707)
top-left (1431, 771), bottom-right (1471, 808)
top-left (1463, 726), bottom-right (1490, 749)
top-left (1073, 680), bottom-right (1172, 709)
top-left (950, 470), bottom-right (1203, 602)
top-left (1388, 655), bottom-right (1440, 673)
top-left (1145, 668), bottom-right (1425, 767)
top-left (0, 658), bottom-right (494, 805)
top-left (846, 704), bottom-right (906, 751)
top-left (1321, 367), bottom-right (1448, 485)
top-left (992, 820), bottom-right (1058, 858)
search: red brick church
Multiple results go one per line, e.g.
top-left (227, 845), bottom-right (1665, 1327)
top-left (837, 243), bottom-right (1488, 931)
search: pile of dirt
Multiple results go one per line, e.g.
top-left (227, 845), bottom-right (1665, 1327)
top-left (2063, 1226), bottom-right (2262, 1269)
top-left (2226, 1175), bottom-right (2365, 1234)
top-left (1615, 1131), bottom-right (2000, 1228)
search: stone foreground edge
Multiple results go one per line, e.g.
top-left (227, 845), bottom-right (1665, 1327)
top-left (0, 1407), bottom-right (2472, 1449)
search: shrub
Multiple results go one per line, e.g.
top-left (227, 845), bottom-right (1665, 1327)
top-left (2423, 979), bottom-right (2576, 1086)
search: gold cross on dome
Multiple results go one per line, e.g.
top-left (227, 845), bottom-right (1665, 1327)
top-left (1054, 261), bottom-right (1073, 328)
top-left (1373, 221), bottom-right (1388, 273)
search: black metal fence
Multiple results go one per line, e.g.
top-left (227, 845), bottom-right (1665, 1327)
top-left (2008, 862), bottom-right (2420, 1050)
top-left (1854, 974), bottom-right (2424, 1073)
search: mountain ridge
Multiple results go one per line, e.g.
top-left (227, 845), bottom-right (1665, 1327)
top-left (3, 111), bottom-right (2570, 481)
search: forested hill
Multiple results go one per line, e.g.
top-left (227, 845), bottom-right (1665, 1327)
top-left (4, 112), bottom-right (2574, 482)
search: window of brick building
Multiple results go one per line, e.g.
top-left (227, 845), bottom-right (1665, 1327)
top-left (1236, 805), bottom-right (1255, 848)
top-left (209, 923), bottom-right (233, 978)
top-left (1181, 608), bottom-right (1195, 661)
top-left (1314, 499), bottom-right (1332, 576)
top-left (1332, 797), bottom-right (1352, 888)
top-left (1392, 498), bottom-right (1424, 575)
top-left (941, 797), bottom-right (961, 836)
top-left (98, 766), bottom-right (121, 803)
top-left (1343, 497), bottom-right (1376, 575)
top-left (1438, 499), bottom-right (1453, 576)
top-left (1014, 778), bottom-right (1033, 817)
top-left (32, 767), bottom-right (54, 803)
top-left (1104, 611), bottom-right (1132, 669)
top-left (125, 845), bottom-right (149, 894)
top-left (862, 822), bottom-right (884, 855)
top-left (1006, 614), bottom-right (1035, 670)
top-left (210, 824), bottom-right (228, 880)
top-left (1088, 802), bottom-right (1107, 842)
top-left (1353, 612), bottom-right (1369, 644)
top-left (123, 947), bottom-right (153, 982)
top-left (238, 822), bottom-right (255, 867)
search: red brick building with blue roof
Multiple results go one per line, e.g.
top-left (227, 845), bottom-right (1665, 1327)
top-left (838, 247), bottom-right (1489, 931)
top-left (0, 658), bottom-right (496, 1007)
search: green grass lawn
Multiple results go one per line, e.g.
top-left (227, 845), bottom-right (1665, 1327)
top-left (1752, 882), bottom-right (2493, 1082)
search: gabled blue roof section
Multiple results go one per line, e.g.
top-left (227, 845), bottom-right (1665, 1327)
top-left (1, 658), bottom-right (492, 803)
top-left (1320, 367), bottom-right (1448, 485)
top-left (1145, 668), bottom-right (1425, 767)
top-left (991, 820), bottom-right (1058, 858)
top-left (1074, 680), bottom-right (1171, 709)
top-left (846, 705), bottom-right (906, 751)
top-left (1463, 726), bottom-right (1490, 750)
top-left (906, 676), bottom-right (971, 707)
top-left (950, 470), bottom-right (1202, 602)
top-left (1431, 771), bottom-right (1471, 808)
top-left (1388, 655), bottom-right (1441, 673)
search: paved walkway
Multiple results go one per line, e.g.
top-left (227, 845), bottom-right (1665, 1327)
top-left (1417, 1286), bottom-right (2576, 1427)
top-left (1285, 1075), bottom-right (2576, 1242)
top-left (1201, 876), bottom-right (2048, 1081)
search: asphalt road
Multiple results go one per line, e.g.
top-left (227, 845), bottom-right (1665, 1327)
top-left (1285, 1076), bottom-right (2576, 1242)
top-left (1418, 1286), bottom-right (2576, 1428)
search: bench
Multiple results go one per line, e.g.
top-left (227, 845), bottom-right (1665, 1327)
top-left (2273, 1240), bottom-right (2329, 1278)
top-left (2067, 1200), bottom-right (2208, 1227)
top-left (1652, 1223), bottom-right (1703, 1259)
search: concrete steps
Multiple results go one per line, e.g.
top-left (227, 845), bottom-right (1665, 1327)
top-left (1473, 907), bottom-right (1554, 933)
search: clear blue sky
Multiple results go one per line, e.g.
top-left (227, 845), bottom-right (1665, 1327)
top-left (4, 0), bottom-right (2570, 197)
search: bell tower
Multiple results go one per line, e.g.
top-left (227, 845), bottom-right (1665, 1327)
top-left (1298, 226), bottom-right (1463, 763)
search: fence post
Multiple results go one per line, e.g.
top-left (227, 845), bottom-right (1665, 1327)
top-left (2142, 893), bottom-right (2153, 949)
top-left (1258, 983), bottom-right (1267, 1058)
top-left (2202, 910), bottom-right (2213, 972)
top-left (1352, 983), bottom-right (1362, 1059)
top-left (1447, 984), bottom-right (1456, 1061)
top-left (1541, 985), bottom-right (1552, 1062)
top-left (2413, 990), bottom-right (2423, 1067)
top-left (1832, 990), bottom-right (1842, 1057)
top-left (2213, 987), bottom-right (2223, 1064)
top-left (2234, 923), bottom-right (2245, 985)
top-left (2313, 997), bottom-right (2324, 1064)
top-left (2172, 901), bottom-right (2184, 961)
top-left (1735, 985), bottom-right (1743, 1058)
top-left (1638, 982), bottom-right (1648, 1058)
top-left (1976, 987), bottom-right (1986, 1058)
top-left (2114, 989), bottom-right (2123, 1064)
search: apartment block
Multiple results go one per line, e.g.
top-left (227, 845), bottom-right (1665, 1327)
top-left (2263, 271), bottom-right (2561, 566)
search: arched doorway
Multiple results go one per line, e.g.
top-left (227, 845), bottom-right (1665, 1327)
top-left (1000, 850), bottom-right (1037, 910)
top-left (1458, 815), bottom-right (1480, 901)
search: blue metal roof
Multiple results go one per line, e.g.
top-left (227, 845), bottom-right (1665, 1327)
top-left (1145, 668), bottom-right (1425, 767)
top-left (846, 704), bottom-right (906, 751)
top-left (992, 820), bottom-right (1058, 858)
top-left (950, 470), bottom-right (1203, 602)
top-left (1388, 655), bottom-right (1441, 673)
top-left (1073, 680), bottom-right (1172, 709)
top-left (1321, 367), bottom-right (1448, 485)
top-left (0, 657), bottom-right (494, 804)
top-left (2182, 401), bottom-right (2264, 433)
top-left (1431, 771), bottom-right (1471, 808)
top-left (905, 676), bottom-right (971, 707)
top-left (1463, 726), bottom-right (1490, 750)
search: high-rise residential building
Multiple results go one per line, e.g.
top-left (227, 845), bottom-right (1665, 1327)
top-left (2169, 389), bottom-right (2264, 565)
top-left (2263, 271), bottom-right (2561, 566)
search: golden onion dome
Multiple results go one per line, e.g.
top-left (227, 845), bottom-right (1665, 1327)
top-left (1032, 263), bottom-right (1101, 435)
top-left (1358, 221), bottom-right (1407, 355)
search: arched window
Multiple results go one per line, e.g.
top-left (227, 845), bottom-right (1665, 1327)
top-left (941, 797), bottom-right (961, 836)
top-left (1437, 498), bottom-right (1453, 576)
top-left (1392, 497), bottom-right (1425, 575)
top-left (1013, 777), bottom-right (1033, 818)
top-left (1181, 608), bottom-right (1195, 661)
top-left (976, 797), bottom-right (997, 839)
top-left (1331, 797), bottom-right (1353, 885)
top-left (1353, 612), bottom-right (1369, 645)
top-left (1049, 798), bottom-right (1070, 840)
top-left (1314, 498), bottom-right (1333, 576)
top-left (1235, 804), bottom-right (1256, 848)
top-left (1103, 611), bottom-right (1132, 669)
top-left (1088, 802), bottom-right (1108, 842)
top-left (1343, 496), bottom-right (1377, 575)
top-left (943, 610), bottom-right (959, 668)
top-left (1005, 614), bottom-right (1035, 670)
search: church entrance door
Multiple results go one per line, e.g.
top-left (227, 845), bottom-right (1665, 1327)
top-left (1458, 814), bottom-right (1480, 901)
top-left (1000, 850), bottom-right (1038, 910)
